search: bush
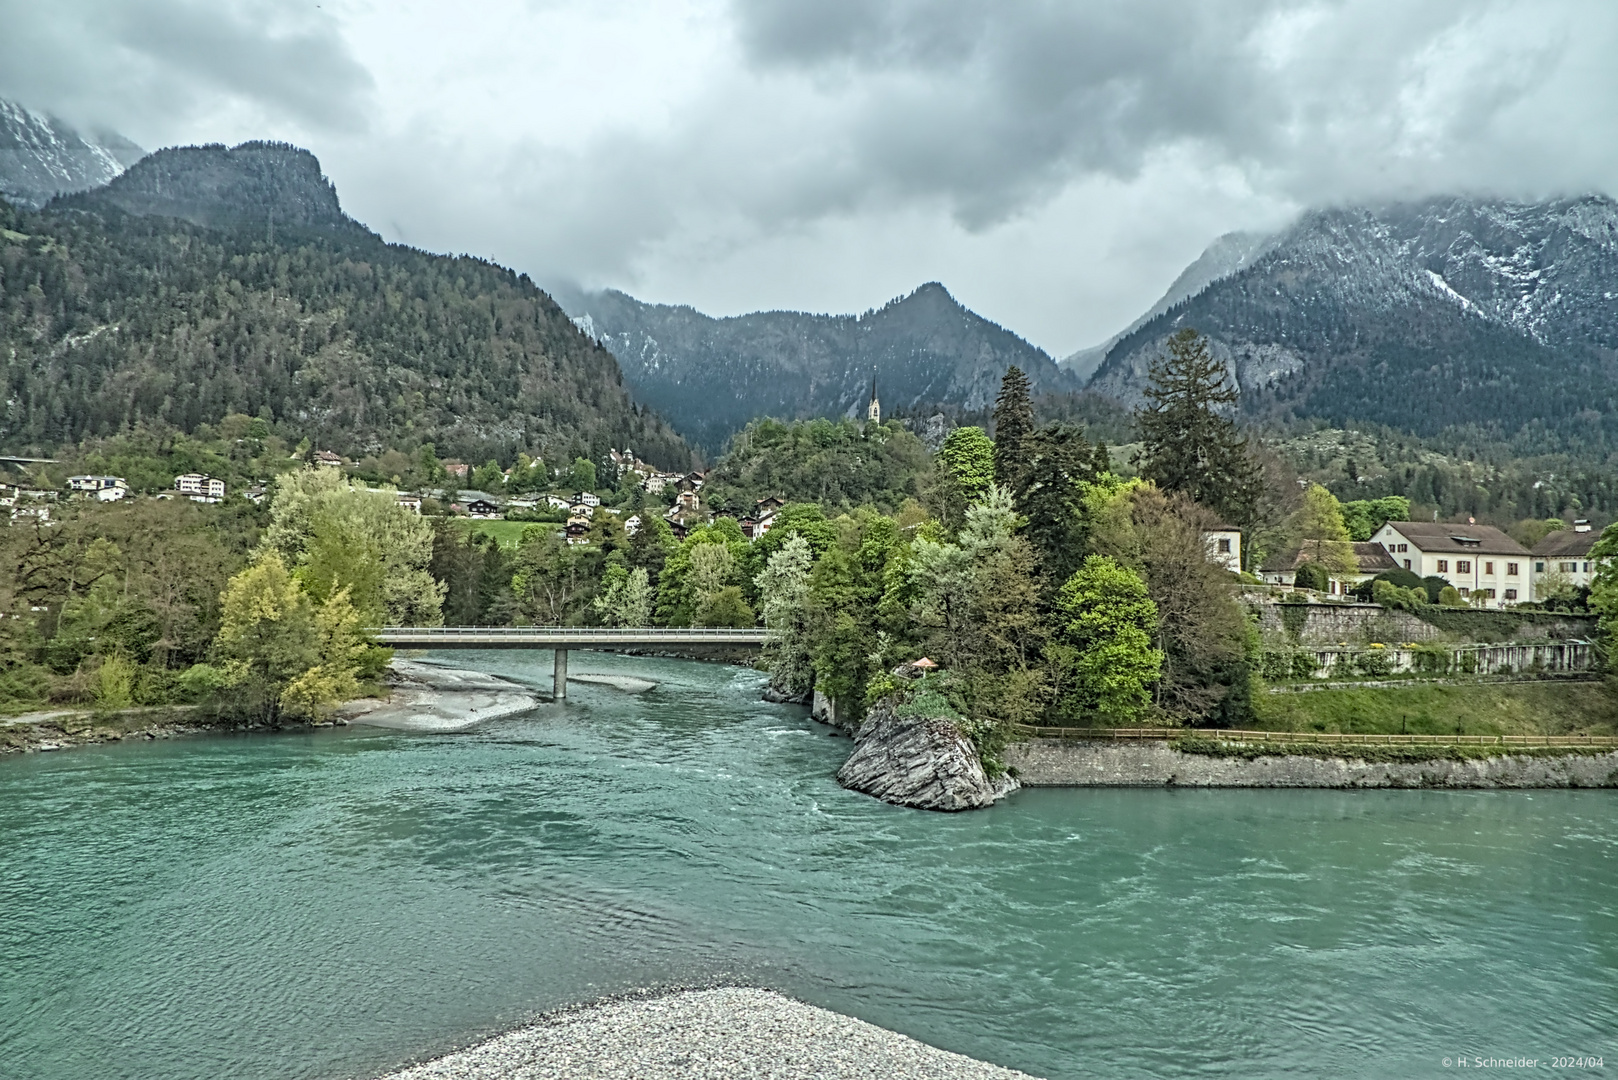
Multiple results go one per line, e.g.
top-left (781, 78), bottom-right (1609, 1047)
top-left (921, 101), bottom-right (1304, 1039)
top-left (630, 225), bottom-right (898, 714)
top-left (1438, 585), bottom-right (1464, 607)
top-left (1294, 563), bottom-right (1330, 592)
top-left (1354, 649), bottom-right (1394, 677)
top-left (1291, 651), bottom-right (1320, 679)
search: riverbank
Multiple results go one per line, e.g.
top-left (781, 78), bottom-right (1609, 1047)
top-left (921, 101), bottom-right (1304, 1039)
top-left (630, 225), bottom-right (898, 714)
top-left (377, 987), bottom-right (1040, 1080)
top-left (336, 660), bottom-right (541, 731)
top-left (0, 704), bottom-right (258, 754)
top-left (1005, 739), bottom-right (1618, 788)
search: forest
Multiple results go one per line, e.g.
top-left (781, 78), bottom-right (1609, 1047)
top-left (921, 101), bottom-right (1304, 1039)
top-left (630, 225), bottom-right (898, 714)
top-left (0, 193), bottom-right (689, 469)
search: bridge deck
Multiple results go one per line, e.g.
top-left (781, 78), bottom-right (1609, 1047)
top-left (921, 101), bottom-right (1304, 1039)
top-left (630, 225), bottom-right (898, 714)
top-left (372, 626), bottom-right (767, 648)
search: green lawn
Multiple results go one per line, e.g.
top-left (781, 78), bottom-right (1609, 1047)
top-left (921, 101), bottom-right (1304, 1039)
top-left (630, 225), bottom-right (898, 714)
top-left (454, 519), bottom-right (554, 548)
top-left (1249, 680), bottom-right (1618, 737)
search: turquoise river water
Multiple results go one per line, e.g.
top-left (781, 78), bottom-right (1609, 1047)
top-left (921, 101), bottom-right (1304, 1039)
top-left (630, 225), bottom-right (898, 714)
top-left (1, 652), bottom-right (1614, 1079)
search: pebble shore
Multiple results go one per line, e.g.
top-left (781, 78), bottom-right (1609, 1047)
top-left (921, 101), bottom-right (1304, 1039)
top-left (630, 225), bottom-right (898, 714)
top-left (378, 987), bottom-right (1041, 1080)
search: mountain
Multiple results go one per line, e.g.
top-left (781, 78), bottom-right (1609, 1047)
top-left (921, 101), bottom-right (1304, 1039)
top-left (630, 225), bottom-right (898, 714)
top-left (1, 142), bottom-right (690, 468)
top-left (59, 140), bottom-right (353, 236)
top-left (560, 282), bottom-right (1079, 451)
top-left (0, 98), bottom-right (144, 209)
top-left (1087, 196), bottom-right (1618, 446)
top-left (1059, 230), bottom-right (1277, 382)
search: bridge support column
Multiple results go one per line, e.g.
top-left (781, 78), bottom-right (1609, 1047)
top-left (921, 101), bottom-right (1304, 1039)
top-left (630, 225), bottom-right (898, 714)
top-left (553, 648), bottom-right (568, 700)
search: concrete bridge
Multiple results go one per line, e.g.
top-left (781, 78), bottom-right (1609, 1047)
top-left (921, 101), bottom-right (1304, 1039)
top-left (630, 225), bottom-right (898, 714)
top-left (371, 626), bottom-right (767, 699)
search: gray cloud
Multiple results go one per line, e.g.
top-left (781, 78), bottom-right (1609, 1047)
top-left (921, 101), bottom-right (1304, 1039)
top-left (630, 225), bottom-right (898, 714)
top-left (723, 0), bottom-right (1608, 226)
top-left (0, 0), bottom-right (372, 139)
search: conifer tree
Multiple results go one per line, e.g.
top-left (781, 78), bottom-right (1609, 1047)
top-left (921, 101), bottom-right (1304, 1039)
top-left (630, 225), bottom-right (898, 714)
top-left (1134, 329), bottom-right (1261, 529)
top-left (991, 366), bottom-right (1035, 491)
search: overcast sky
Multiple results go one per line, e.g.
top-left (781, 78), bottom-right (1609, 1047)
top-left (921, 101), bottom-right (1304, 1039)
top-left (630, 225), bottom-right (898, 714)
top-left (2, 0), bottom-right (1614, 355)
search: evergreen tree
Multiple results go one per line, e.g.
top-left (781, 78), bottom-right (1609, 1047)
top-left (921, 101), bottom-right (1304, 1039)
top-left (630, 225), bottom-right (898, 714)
top-left (1134, 329), bottom-right (1262, 528)
top-left (1014, 423), bottom-right (1109, 589)
top-left (991, 367), bottom-right (1035, 491)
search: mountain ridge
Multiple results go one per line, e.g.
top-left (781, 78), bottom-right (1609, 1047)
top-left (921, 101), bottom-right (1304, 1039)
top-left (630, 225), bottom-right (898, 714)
top-left (1, 141), bottom-right (691, 468)
top-left (1086, 194), bottom-right (1618, 447)
top-left (0, 98), bottom-right (144, 209)
top-left (561, 280), bottom-right (1080, 451)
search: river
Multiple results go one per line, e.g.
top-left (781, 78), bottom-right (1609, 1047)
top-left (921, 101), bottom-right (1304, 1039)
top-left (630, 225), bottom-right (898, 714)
top-left (1, 651), bottom-right (1613, 1079)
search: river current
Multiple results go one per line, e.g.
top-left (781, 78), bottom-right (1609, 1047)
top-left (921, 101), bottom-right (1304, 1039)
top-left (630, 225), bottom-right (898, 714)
top-left (1, 652), bottom-right (1614, 1079)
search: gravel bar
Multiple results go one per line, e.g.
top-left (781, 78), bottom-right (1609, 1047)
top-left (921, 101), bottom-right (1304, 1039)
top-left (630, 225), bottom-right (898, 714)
top-left (377, 987), bottom-right (1042, 1080)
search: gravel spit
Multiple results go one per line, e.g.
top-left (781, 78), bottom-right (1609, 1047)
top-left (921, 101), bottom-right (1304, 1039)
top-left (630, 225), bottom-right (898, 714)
top-left (377, 987), bottom-right (1043, 1080)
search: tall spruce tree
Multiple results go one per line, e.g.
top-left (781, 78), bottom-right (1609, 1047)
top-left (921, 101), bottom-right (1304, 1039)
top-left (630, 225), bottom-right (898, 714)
top-left (991, 366), bottom-right (1035, 491)
top-left (1015, 423), bottom-right (1108, 590)
top-left (1134, 329), bottom-right (1261, 529)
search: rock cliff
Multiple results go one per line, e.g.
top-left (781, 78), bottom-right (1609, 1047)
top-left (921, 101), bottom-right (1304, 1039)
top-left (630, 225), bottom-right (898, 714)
top-left (836, 699), bottom-right (1018, 812)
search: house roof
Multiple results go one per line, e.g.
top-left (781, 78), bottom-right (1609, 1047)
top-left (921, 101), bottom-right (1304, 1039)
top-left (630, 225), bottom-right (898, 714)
top-left (1532, 528), bottom-right (1600, 558)
top-left (1381, 521), bottom-right (1528, 556)
top-left (1260, 541), bottom-right (1397, 575)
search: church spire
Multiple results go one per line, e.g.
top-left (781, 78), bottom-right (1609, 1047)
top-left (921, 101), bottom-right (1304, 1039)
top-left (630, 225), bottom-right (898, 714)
top-left (867, 368), bottom-right (881, 424)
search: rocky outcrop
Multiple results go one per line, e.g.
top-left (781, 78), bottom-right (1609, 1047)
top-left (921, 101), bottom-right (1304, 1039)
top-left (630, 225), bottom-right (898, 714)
top-left (1005, 740), bottom-right (1618, 788)
top-left (836, 700), bottom-right (1018, 811)
top-left (762, 683), bottom-right (812, 706)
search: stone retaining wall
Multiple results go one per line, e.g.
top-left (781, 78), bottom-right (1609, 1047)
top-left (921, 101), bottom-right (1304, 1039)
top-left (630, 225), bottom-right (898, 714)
top-left (1004, 740), bottom-right (1618, 788)
top-left (1248, 599), bottom-right (1596, 646)
top-left (1296, 641), bottom-right (1593, 678)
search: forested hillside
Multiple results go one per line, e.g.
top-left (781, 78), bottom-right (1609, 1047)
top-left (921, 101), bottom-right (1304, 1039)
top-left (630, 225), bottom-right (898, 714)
top-left (0, 142), bottom-right (691, 468)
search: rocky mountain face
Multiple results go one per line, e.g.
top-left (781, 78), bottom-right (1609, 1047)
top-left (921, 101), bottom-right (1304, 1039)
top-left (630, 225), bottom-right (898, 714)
top-left (0, 98), bottom-right (144, 209)
top-left (55, 141), bottom-right (357, 236)
top-left (2, 142), bottom-right (690, 467)
top-left (561, 282), bottom-right (1078, 451)
top-left (1088, 196), bottom-right (1618, 443)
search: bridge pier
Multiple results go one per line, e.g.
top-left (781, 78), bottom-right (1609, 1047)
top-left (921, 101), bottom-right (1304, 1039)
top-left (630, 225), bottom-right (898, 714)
top-left (553, 648), bottom-right (568, 700)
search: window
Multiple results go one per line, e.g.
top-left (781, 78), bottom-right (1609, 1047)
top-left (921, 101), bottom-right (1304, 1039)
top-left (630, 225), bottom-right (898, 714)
top-left (1459, 587), bottom-right (1470, 597)
top-left (1561, 562), bottom-right (1577, 573)
top-left (1505, 589), bottom-right (1518, 600)
top-left (1404, 559), bottom-right (1411, 570)
top-left (1457, 560), bottom-right (1471, 574)
top-left (1583, 562), bottom-right (1591, 573)
top-left (1478, 588), bottom-right (1495, 599)
top-left (1437, 559), bottom-right (1448, 573)
top-left (1484, 561), bottom-right (1494, 575)
top-left (1217, 538), bottom-right (1231, 553)
top-left (1398, 544), bottom-right (1408, 552)
top-left (1535, 561), bottom-right (1546, 573)
top-left (1507, 562), bottom-right (1518, 576)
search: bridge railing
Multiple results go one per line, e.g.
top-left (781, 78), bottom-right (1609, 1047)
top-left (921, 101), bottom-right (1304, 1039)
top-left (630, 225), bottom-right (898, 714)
top-left (371, 625), bottom-right (766, 638)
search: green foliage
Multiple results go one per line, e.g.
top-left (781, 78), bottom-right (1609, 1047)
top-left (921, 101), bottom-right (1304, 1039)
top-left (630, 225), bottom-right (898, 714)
top-left (755, 533), bottom-right (816, 696)
top-left (1013, 423), bottom-right (1109, 588)
top-left (591, 565), bottom-right (653, 627)
top-left (1340, 496), bottom-right (1410, 541)
top-left (1049, 556), bottom-right (1162, 721)
top-left (701, 417), bottom-right (932, 514)
top-left (991, 367), bottom-right (1035, 491)
top-left (1292, 484), bottom-right (1358, 575)
top-left (1134, 329), bottom-right (1262, 527)
top-left (258, 468), bottom-right (444, 626)
top-left (1438, 585), bottom-right (1464, 607)
top-left (1353, 649), bottom-right (1394, 677)
top-left (213, 553), bottom-right (366, 719)
top-left (1293, 562), bottom-right (1330, 592)
top-left (938, 427), bottom-right (995, 503)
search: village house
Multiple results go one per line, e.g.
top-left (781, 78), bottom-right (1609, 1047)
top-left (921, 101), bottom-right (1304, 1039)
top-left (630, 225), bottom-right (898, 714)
top-left (544, 494), bottom-right (572, 510)
top-left (574, 490), bottom-right (602, 508)
top-left (313, 450), bottom-right (344, 468)
top-left (1260, 542), bottom-right (1398, 596)
top-left (565, 510), bottom-right (592, 544)
top-left (1531, 521), bottom-right (1604, 597)
top-left (623, 513), bottom-right (641, 536)
top-left (174, 473), bottom-right (226, 503)
top-left (457, 491), bottom-right (503, 518)
top-left (1201, 524), bottom-right (1242, 573)
top-left (642, 472), bottom-right (682, 494)
top-left (67, 475), bottom-right (129, 502)
top-left (1369, 520), bottom-right (1530, 607)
